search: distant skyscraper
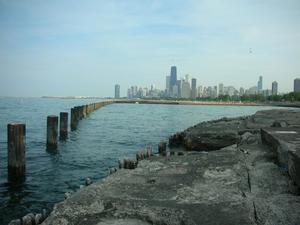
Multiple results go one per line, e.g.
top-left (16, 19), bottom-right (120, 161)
top-left (181, 80), bottom-right (191, 99)
top-left (294, 78), bottom-right (300, 92)
top-left (127, 88), bottom-right (131, 99)
top-left (272, 81), bottom-right (278, 95)
top-left (218, 83), bottom-right (224, 96)
top-left (257, 76), bottom-right (263, 92)
top-left (197, 86), bottom-right (203, 98)
top-left (239, 87), bottom-right (245, 96)
top-left (213, 86), bottom-right (218, 98)
top-left (185, 74), bottom-right (189, 83)
top-left (171, 84), bottom-right (179, 97)
top-left (166, 76), bottom-right (170, 93)
top-left (191, 78), bottom-right (197, 99)
top-left (170, 66), bottom-right (177, 86)
top-left (114, 84), bottom-right (120, 99)
top-left (176, 80), bottom-right (182, 98)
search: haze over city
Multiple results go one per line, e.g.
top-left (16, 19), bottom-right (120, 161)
top-left (0, 0), bottom-right (299, 97)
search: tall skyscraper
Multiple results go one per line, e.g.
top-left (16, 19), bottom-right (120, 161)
top-left (176, 80), bottom-right (182, 98)
top-left (257, 76), bottom-right (263, 92)
top-left (170, 66), bottom-right (177, 86)
top-left (213, 86), bottom-right (218, 98)
top-left (181, 80), bottom-right (191, 99)
top-left (272, 81), bottom-right (278, 95)
top-left (197, 86), bottom-right (203, 98)
top-left (191, 78), bottom-right (197, 99)
top-left (294, 78), bottom-right (300, 92)
top-left (166, 76), bottom-right (170, 93)
top-left (114, 84), bottom-right (120, 99)
top-left (218, 83), bottom-right (224, 96)
top-left (239, 87), bottom-right (245, 96)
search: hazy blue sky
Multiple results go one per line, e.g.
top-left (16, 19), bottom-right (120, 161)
top-left (0, 0), bottom-right (299, 97)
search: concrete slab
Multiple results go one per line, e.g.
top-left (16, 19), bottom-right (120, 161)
top-left (261, 127), bottom-right (300, 188)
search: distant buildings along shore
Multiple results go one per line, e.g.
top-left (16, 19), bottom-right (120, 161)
top-left (114, 66), bottom-right (299, 100)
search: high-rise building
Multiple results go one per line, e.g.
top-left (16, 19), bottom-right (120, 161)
top-left (191, 78), bottom-right (197, 99)
top-left (294, 78), bottom-right (300, 92)
top-left (272, 81), bottom-right (278, 95)
top-left (166, 76), bottom-right (170, 94)
top-left (176, 80), bottom-right (182, 98)
top-left (114, 84), bottom-right (120, 99)
top-left (257, 76), bottom-right (263, 92)
top-left (170, 66), bottom-right (177, 86)
top-left (239, 87), bottom-right (245, 96)
top-left (185, 74), bottom-right (189, 83)
top-left (127, 88), bottom-right (132, 99)
top-left (218, 83), bottom-right (224, 96)
top-left (197, 86), bottom-right (203, 98)
top-left (213, 86), bottom-right (218, 98)
top-left (181, 80), bottom-right (191, 99)
top-left (171, 85), bottom-right (179, 97)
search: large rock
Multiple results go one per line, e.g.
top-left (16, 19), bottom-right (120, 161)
top-left (169, 109), bottom-right (300, 151)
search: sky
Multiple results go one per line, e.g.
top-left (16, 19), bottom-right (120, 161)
top-left (0, 0), bottom-right (299, 97)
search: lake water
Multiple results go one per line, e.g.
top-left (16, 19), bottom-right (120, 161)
top-left (0, 97), bottom-right (277, 224)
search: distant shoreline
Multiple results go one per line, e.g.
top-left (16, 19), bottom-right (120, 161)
top-left (115, 99), bottom-right (261, 106)
top-left (1, 96), bottom-right (299, 108)
top-left (114, 99), bottom-right (300, 107)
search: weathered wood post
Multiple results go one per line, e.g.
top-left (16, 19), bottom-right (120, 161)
top-left (71, 108), bottom-right (77, 131)
top-left (59, 112), bottom-right (68, 140)
top-left (7, 123), bottom-right (26, 178)
top-left (81, 105), bottom-right (86, 118)
top-left (158, 141), bottom-right (167, 156)
top-left (47, 115), bottom-right (58, 150)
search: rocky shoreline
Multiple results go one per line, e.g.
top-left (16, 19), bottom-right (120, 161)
top-left (9, 109), bottom-right (300, 225)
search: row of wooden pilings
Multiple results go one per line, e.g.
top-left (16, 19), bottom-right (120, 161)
top-left (7, 101), bottom-right (114, 181)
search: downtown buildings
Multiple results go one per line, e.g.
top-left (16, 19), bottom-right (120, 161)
top-left (166, 66), bottom-right (197, 99)
top-left (123, 66), bottom-right (300, 100)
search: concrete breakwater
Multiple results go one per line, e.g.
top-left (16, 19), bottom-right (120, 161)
top-left (30, 109), bottom-right (300, 225)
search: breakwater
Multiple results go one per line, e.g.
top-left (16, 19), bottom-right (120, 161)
top-left (39, 109), bottom-right (300, 225)
top-left (0, 99), bottom-right (279, 224)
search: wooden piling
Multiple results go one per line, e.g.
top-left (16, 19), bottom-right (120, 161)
top-left (47, 115), bottom-right (58, 150)
top-left (158, 141), bottom-right (167, 155)
top-left (70, 108), bottom-right (77, 131)
top-left (59, 112), bottom-right (68, 140)
top-left (7, 123), bottom-right (26, 178)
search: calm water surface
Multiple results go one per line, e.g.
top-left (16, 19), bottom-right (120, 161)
top-left (0, 97), bottom-right (277, 224)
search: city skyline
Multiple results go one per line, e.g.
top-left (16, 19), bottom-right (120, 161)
top-left (124, 65), bottom-right (300, 99)
top-left (0, 0), bottom-right (300, 97)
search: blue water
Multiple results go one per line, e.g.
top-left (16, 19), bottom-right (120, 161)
top-left (0, 97), bottom-right (278, 224)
